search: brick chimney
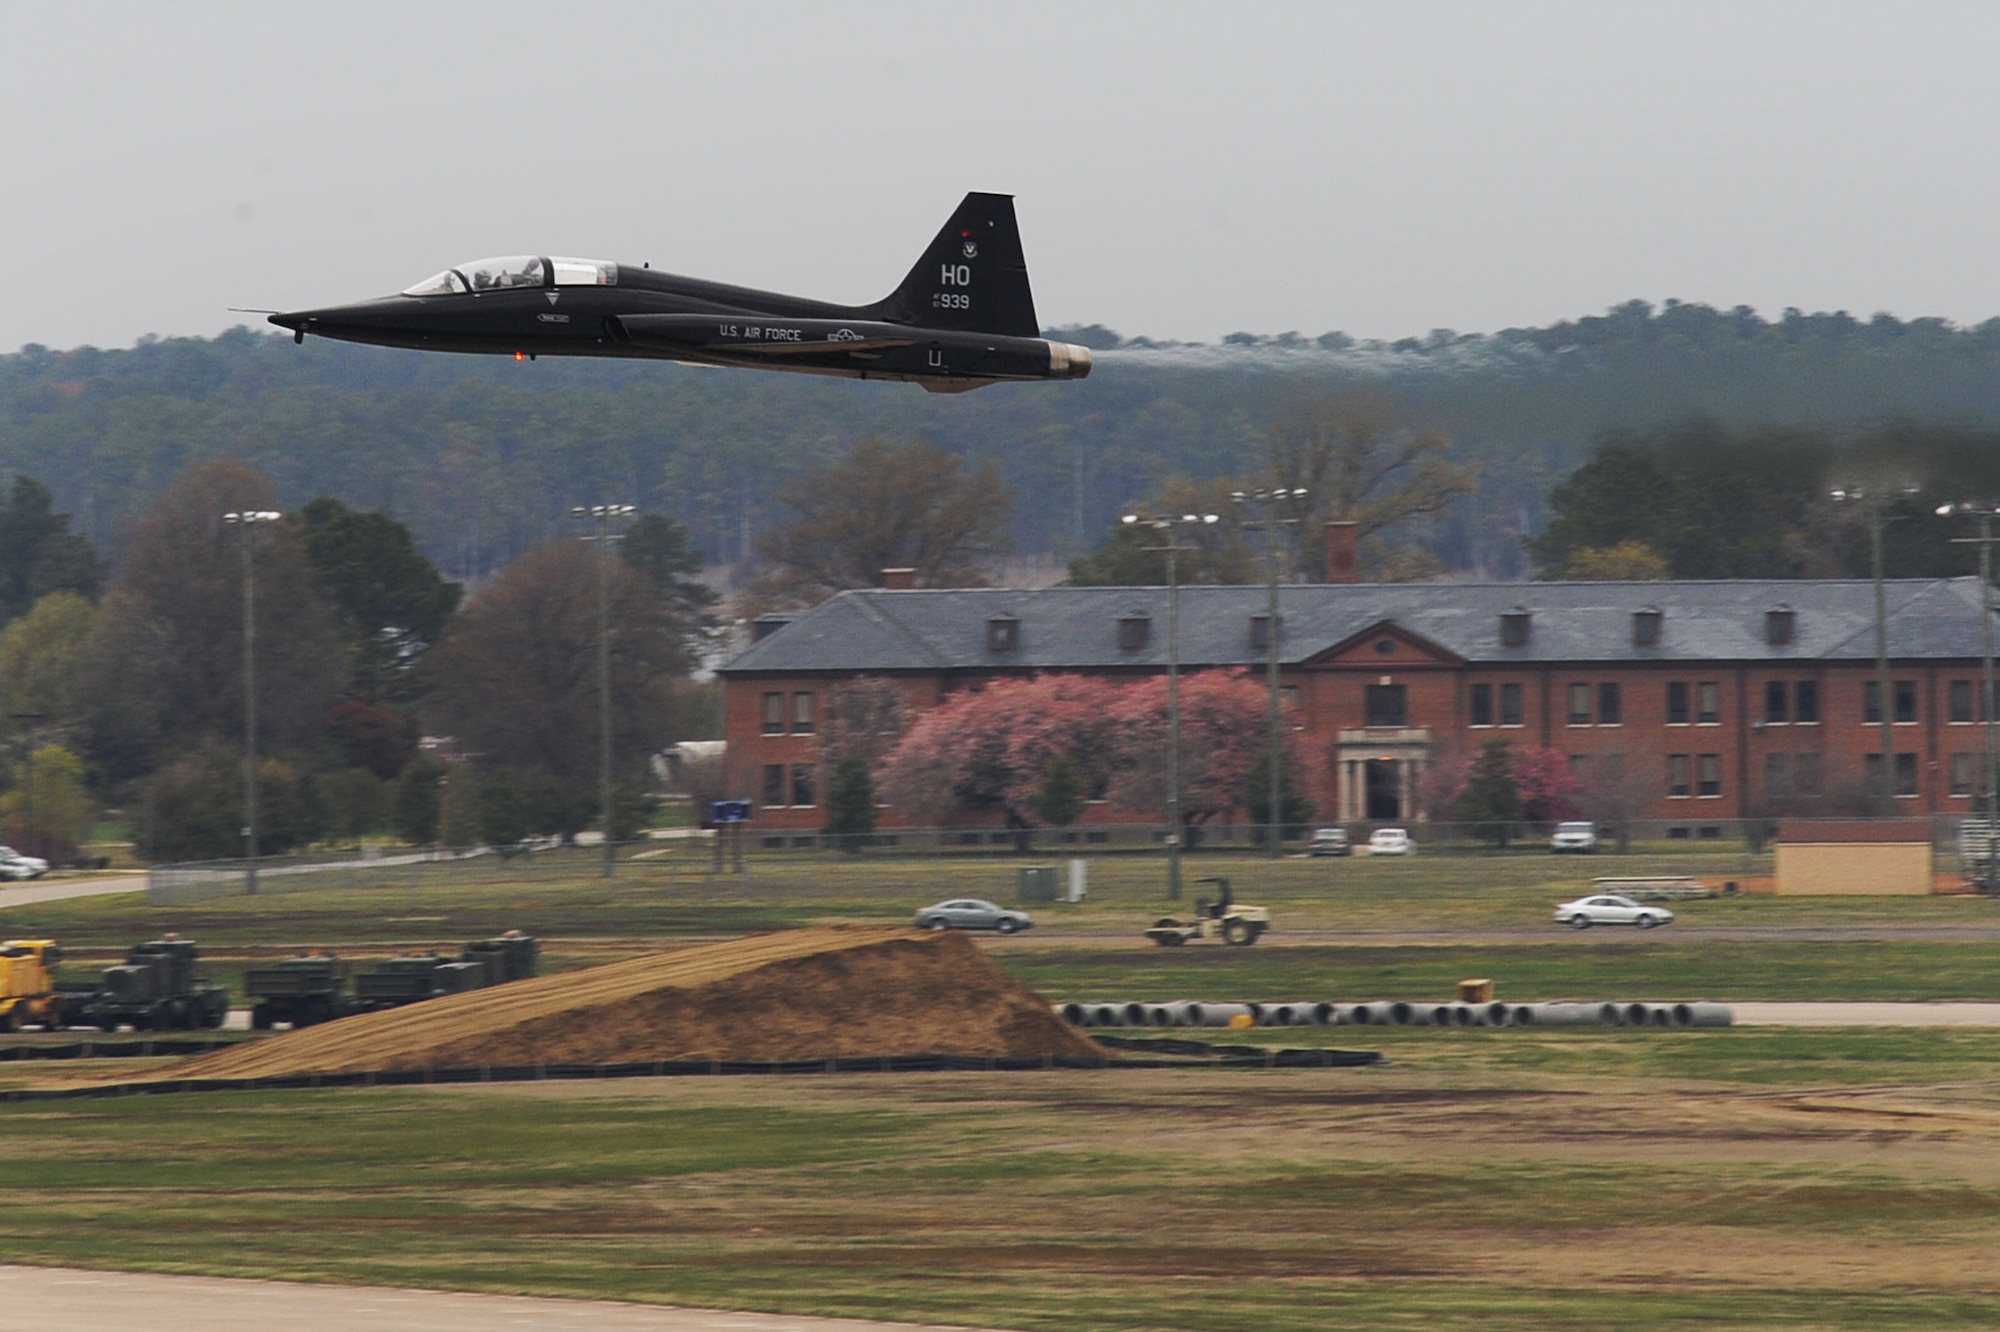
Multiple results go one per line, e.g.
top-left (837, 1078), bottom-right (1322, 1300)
top-left (882, 567), bottom-right (917, 590)
top-left (1323, 521), bottom-right (1358, 584)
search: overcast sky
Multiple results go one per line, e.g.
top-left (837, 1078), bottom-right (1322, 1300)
top-left (6, 1), bottom-right (1999, 352)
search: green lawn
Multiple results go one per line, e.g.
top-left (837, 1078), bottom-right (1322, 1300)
top-left (3, 1030), bottom-right (2000, 1328)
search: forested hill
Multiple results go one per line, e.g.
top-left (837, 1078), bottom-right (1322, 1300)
top-left (7, 299), bottom-right (2000, 580)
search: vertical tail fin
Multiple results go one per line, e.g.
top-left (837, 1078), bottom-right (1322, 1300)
top-left (871, 192), bottom-right (1041, 338)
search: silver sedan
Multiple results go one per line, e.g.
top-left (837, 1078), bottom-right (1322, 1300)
top-left (914, 899), bottom-right (1034, 934)
top-left (1554, 894), bottom-right (1673, 930)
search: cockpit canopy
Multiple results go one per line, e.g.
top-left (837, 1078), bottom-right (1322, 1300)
top-left (402, 255), bottom-right (617, 297)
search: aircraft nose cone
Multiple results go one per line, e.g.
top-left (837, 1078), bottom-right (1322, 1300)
top-left (267, 312), bottom-right (305, 332)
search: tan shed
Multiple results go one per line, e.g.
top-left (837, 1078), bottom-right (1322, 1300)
top-left (1773, 820), bottom-right (1935, 896)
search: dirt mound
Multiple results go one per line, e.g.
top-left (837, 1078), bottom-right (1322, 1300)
top-left (161, 927), bottom-right (1100, 1080)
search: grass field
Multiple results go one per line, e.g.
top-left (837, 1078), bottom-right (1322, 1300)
top-left (8, 854), bottom-right (2000, 1327)
top-left (3, 1031), bottom-right (2000, 1328)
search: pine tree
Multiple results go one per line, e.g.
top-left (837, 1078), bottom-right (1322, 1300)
top-left (1454, 738), bottom-right (1525, 847)
top-left (1032, 754), bottom-right (1086, 828)
top-left (821, 755), bottom-right (877, 850)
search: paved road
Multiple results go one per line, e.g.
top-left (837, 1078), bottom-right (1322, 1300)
top-left (1001, 923), bottom-right (2000, 946)
top-left (0, 1266), bottom-right (1002, 1332)
top-left (0, 874), bottom-right (146, 907)
top-left (1734, 1002), bottom-right (2000, 1025)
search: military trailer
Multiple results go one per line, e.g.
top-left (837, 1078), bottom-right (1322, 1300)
top-left (64, 936), bottom-right (230, 1031)
top-left (245, 953), bottom-right (361, 1030)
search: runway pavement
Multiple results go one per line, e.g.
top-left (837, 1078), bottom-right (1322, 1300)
top-left (0, 1266), bottom-right (1003, 1332)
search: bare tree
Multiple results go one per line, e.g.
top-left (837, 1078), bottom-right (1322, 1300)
top-left (750, 437), bottom-right (1012, 608)
top-left (1262, 390), bottom-right (1476, 581)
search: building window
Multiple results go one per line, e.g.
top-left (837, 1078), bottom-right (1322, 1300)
top-left (986, 617), bottom-right (1018, 653)
top-left (1365, 684), bottom-right (1407, 728)
top-left (1697, 682), bottom-right (1720, 725)
top-left (761, 692), bottom-right (785, 736)
top-left (1569, 754), bottom-right (1590, 776)
top-left (1667, 682), bottom-right (1690, 725)
top-left (1567, 683), bottom-right (1591, 726)
top-left (1951, 680), bottom-right (1975, 724)
top-left (761, 763), bottom-right (785, 807)
top-left (1863, 681), bottom-right (1881, 724)
top-left (1697, 753), bottom-right (1722, 797)
top-left (1598, 683), bottom-right (1622, 726)
top-left (1666, 754), bottom-right (1690, 798)
top-left (1766, 607), bottom-right (1795, 645)
top-left (1894, 680), bottom-right (1917, 725)
top-left (1796, 680), bottom-right (1820, 724)
top-left (1796, 752), bottom-right (1822, 796)
top-left (1764, 681), bottom-right (1789, 724)
top-left (1951, 753), bottom-right (1977, 797)
top-left (791, 692), bottom-right (815, 734)
top-left (1281, 685), bottom-right (1303, 712)
top-left (1864, 752), bottom-right (1921, 797)
top-left (1633, 609), bottom-right (1662, 647)
top-left (1500, 608), bottom-right (1531, 648)
top-left (1470, 683), bottom-right (1493, 727)
top-left (790, 763), bottom-right (817, 807)
top-left (1249, 614), bottom-right (1277, 652)
top-left (1117, 616), bottom-right (1150, 652)
top-left (1374, 638), bottom-right (1397, 656)
top-left (1765, 752), bottom-right (1791, 798)
top-left (1500, 682), bottom-right (1524, 726)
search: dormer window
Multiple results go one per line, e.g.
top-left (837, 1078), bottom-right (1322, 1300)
top-left (1499, 607), bottom-right (1531, 648)
top-left (986, 615), bottom-right (1019, 653)
top-left (1117, 615), bottom-right (1150, 652)
top-left (1250, 613), bottom-right (1279, 652)
top-left (1633, 608), bottom-right (1662, 648)
top-left (1765, 606), bottom-right (1795, 646)
top-left (751, 614), bottom-right (793, 643)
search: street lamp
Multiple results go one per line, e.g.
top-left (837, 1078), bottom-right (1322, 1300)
top-left (10, 712), bottom-right (45, 862)
top-left (1937, 500), bottom-right (2000, 887)
top-left (573, 504), bottom-right (636, 879)
top-left (1831, 484), bottom-right (1917, 813)
top-left (1232, 486), bottom-right (1308, 858)
top-left (1122, 510), bottom-right (1219, 900)
top-left (222, 509), bottom-right (282, 894)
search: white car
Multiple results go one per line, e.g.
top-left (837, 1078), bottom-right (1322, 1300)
top-left (0, 847), bottom-right (48, 881)
top-left (1550, 821), bottom-right (1599, 854)
top-left (1554, 894), bottom-right (1672, 930)
top-left (1366, 828), bottom-right (1413, 856)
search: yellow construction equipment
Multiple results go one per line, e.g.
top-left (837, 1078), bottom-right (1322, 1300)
top-left (0, 939), bottom-right (65, 1031)
top-left (1144, 877), bottom-right (1271, 947)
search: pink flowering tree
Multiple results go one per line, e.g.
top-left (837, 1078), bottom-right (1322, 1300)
top-left (1514, 745), bottom-right (1585, 825)
top-left (875, 669), bottom-right (1286, 840)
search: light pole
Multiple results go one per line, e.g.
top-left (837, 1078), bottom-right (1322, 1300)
top-left (10, 712), bottom-right (45, 861)
top-left (1938, 501), bottom-right (2000, 887)
top-left (1122, 510), bottom-right (1219, 900)
top-left (1233, 486), bottom-right (1307, 857)
top-left (1831, 485), bottom-right (1917, 813)
top-left (223, 509), bottom-right (282, 893)
top-left (573, 504), bottom-right (635, 879)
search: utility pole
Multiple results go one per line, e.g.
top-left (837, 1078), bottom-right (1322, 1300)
top-left (10, 712), bottom-right (45, 861)
top-left (1940, 502), bottom-right (2000, 886)
top-left (574, 504), bottom-right (635, 878)
top-left (1123, 510), bottom-right (1218, 900)
top-left (223, 510), bottom-right (282, 894)
top-left (1833, 485), bottom-right (1917, 814)
top-left (1233, 487), bottom-right (1307, 858)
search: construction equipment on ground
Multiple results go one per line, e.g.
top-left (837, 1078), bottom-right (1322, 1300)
top-left (0, 940), bottom-right (66, 1031)
top-left (1144, 877), bottom-right (1271, 947)
top-left (250, 932), bottom-right (539, 1029)
top-left (61, 935), bottom-right (230, 1032)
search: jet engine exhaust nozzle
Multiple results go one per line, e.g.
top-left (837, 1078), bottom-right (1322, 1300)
top-left (1048, 342), bottom-right (1093, 380)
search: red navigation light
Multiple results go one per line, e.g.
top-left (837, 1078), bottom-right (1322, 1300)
top-left (961, 229), bottom-right (972, 237)
top-left (514, 351), bottom-right (525, 361)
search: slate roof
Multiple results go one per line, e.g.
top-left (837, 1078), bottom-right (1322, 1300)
top-left (720, 578), bottom-right (1997, 675)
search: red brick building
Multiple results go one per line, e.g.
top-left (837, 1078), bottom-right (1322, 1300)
top-left (718, 575), bottom-right (1996, 833)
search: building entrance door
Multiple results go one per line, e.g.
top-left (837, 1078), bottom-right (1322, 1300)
top-left (1364, 759), bottom-right (1402, 820)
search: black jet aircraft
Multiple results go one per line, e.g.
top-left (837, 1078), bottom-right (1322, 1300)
top-left (269, 192), bottom-right (1090, 394)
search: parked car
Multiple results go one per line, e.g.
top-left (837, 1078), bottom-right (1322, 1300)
top-left (0, 847), bottom-right (49, 881)
top-left (1366, 828), bottom-right (1413, 856)
top-left (1553, 894), bottom-right (1673, 930)
top-left (914, 899), bottom-right (1034, 934)
top-left (1308, 827), bottom-right (1351, 857)
top-left (1550, 821), bottom-right (1599, 854)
